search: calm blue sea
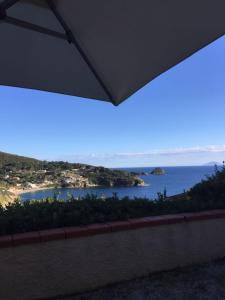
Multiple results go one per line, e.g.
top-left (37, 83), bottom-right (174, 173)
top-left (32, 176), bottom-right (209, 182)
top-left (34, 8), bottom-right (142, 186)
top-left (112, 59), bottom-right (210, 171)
top-left (21, 166), bottom-right (215, 201)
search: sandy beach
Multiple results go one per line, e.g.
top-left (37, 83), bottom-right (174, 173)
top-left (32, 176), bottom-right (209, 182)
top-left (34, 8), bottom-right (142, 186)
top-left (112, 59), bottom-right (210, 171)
top-left (9, 186), bottom-right (55, 200)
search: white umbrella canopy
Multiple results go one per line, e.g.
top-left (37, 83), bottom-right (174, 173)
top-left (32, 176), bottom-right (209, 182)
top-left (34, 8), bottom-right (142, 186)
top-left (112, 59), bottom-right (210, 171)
top-left (0, 0), bottom-right (225, 106)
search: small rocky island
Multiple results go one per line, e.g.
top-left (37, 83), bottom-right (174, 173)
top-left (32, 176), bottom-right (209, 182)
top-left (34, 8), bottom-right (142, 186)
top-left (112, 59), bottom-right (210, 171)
top-left (131, 167), bottom-right (166, 176)
top-left (151, 168), bottom-right (166, 175)
top-left (0, 151), bottom-right (144, 199)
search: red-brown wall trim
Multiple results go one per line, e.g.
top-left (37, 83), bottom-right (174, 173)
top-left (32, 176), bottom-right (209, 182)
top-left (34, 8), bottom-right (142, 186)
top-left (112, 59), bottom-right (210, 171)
top-left (1, 209), bottom-right (225, 248)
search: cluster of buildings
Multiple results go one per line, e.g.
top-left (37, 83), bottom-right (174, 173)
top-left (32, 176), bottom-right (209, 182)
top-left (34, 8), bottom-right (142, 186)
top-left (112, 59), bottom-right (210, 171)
top-left (0, 168), bottom-right (95, 190)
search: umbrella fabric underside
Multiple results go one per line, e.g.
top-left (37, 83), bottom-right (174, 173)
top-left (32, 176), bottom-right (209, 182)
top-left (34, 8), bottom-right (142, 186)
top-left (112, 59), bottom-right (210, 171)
top-left (0, 0), bottom-right (225, 105)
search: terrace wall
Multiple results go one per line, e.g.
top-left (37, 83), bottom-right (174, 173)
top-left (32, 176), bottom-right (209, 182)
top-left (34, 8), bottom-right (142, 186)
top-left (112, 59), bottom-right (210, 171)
top-left (1, 210), bottom-right (225, 299)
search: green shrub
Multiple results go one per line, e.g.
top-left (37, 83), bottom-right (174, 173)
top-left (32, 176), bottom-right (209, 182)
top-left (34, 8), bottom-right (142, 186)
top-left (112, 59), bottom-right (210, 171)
top-left (189, 165), bottom-right (225, 209)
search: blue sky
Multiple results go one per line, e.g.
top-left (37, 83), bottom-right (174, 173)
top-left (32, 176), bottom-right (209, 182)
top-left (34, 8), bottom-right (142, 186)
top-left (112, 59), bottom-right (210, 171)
top-left (1, 35), bottom-right (225, 167)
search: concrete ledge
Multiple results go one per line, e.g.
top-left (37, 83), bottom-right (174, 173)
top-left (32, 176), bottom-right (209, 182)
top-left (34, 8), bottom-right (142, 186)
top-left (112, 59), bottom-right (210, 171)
top-left (1, 209), bottom-right (225, 248)
top-left (1, 209), bottom-right (225, 299)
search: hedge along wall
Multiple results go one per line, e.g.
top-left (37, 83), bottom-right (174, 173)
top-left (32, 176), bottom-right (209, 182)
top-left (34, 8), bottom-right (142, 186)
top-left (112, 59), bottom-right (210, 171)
top-left (1, 210), bottom-right (225, 300)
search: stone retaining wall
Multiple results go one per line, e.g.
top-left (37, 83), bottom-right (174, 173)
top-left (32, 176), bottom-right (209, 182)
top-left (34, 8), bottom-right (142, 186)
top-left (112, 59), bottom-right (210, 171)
top-left (1, 210), bottom-right (225, 299)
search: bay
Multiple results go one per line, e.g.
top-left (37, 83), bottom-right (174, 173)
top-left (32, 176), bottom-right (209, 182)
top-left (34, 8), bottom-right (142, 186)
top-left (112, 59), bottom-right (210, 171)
top-left (21, 166), bottom-right (215, 201)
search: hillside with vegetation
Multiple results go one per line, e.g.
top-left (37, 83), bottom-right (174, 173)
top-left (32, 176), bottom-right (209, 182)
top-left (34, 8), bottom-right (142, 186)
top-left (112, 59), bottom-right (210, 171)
top-left (0, 151), bottom-right (40, 170)
top-left (0, 151), bottom-right (144, 197)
